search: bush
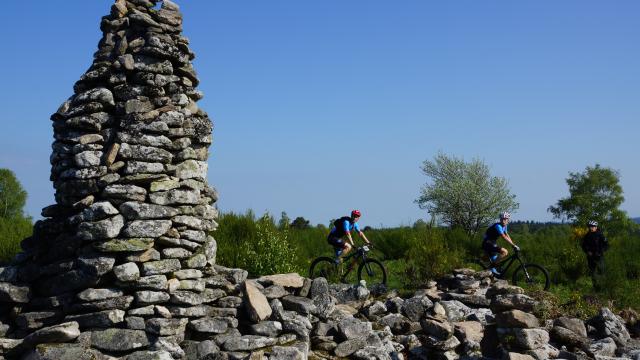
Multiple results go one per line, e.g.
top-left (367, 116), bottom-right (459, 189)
top-left (215, 211), bottom-right (300, 277)
top-left (402, 227), bottom-right (467, 288)
top-left (0, 216), bottom-right (32, 263)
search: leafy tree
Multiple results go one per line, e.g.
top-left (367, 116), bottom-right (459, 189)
top-left (415, 152), bottom-right (519, 237)
top-left (0, 169), bottom-right (28, 219)
top-left (278, 211), bottom-right (290, 230)
top-left (548, 164), bottom-right (634, 232)
top-left (290, 216), bottom-right (311, 230)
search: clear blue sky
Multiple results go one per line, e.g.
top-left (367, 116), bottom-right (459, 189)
top-left (1, 1), bottom-right (638, 227)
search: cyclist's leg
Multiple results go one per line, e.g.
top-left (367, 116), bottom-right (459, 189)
top-left (483, 242), bottom-right (502, 275)
top-left (329, 236), bottom-right (348, 263)
top-left (498, 246), bottom-right (509, 261)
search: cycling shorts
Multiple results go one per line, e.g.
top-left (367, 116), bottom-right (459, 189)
top-left (328, 236), bottom-right (347, 249)
top-left (482, 241), bottom-right (501, 254)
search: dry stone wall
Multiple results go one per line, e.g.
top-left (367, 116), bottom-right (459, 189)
top-left (0, 1), bottom-right (639, 359)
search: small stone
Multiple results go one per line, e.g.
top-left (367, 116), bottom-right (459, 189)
top-left (149, 189), bottom-right (200, 205)
top-left (77, 288), bottom-right (124, 302)
top-left (122, 219), bottom-right (172, 238)
top-left (257, 273), bottom-right (305, 288)
top-left (90, 328), bottom-right (149, 352)
top-left (22, 321), bottom-right (80, 348)
top-left (95, 238), bottom-right (154, 252)
top-left (190, 317), bottom-right (229, 334)
top-left (223, 335), bottom-right (277, 351)
top-left (120, 201), bottom-right (179, 220)
top-left (136, 291), bottom-right (171, 305)
top-left (114, 262), bottom-right (140, 282)
top-left (0, 282), bottom-right (30, 303)
top-left (175, 160), bottom-right (207, 180)
top-left (496, 310), bottom-right (540, 328)
top-left (150, 177), bottom-right (180, 192)
top-left (65, 309), bottom-right (125, 328)
top-left (183, 254), bottom-right (207, 268)
top-left (136, 275), bottom-right (168, 290)
top-left (173, 269), bottom-right (202, 280)
top-left (146, 318), bottom-right (188, 336)
top-left (142, 259), bottom-right (181, 275)
top-left (76, 215), bottom-right (124, 241)
top-left (74, 151), bottom-right (103, 168)
top-left (103, 184), bottom-right (147, 201)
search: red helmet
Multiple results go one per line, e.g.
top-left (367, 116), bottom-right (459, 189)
top-left (351, 210), bottom-right (361, 218)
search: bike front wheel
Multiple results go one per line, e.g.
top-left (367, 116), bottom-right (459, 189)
top-left (357, 259), bottom-right (387, 287)
top-left (512, 263), bottom-right (550, 291)
top-left (309, 257), bottom-right (341, 283)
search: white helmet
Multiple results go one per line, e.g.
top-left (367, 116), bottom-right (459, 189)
top-left (500, 212), bottom-right (511, 220)
top-left (587, 220), bottom-right (598, 227)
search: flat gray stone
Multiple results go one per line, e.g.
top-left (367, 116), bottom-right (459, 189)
top-left (77, 288), bottom-right (124, 302)
top-left (120, 201), bottom-right (179, 220)
top-left (94, 238), bottom-right (154, 252)
top-left (189, 317), bottom-right (229, 334)
top-left (0, 282), bottom-right (30, 303)
top-left (149, 189), bottom-right (200, 205)
top-left (136, 291), bottom-right (171, 305)
top-left (65, 309), bottom-right (125, 328)
top-left (22, 321), bottom-right (80, 348)
top-left (119, 143), bottom-right (172, 163)
top-left (223, 335), bottom-right (277, 351)
top-left (245, 280), bottom-right (272, 323)
top-left (122, 220), bottom-right (172, 238)
top-left (103, 184), bottom-right (147, 201)
top-left (146, 318), bottom-right (188, 336)
top-left (90, 328), bottom-right (149, 352)
top-left (76, 215), bottom-right (124, 241)
top-left (142, 259), bottom-right (181, 275)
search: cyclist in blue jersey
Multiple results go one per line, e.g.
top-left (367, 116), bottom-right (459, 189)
top-left (482, 212), bottom-right (520, 275)
top-left (327, 210), bottom-right (371, 263)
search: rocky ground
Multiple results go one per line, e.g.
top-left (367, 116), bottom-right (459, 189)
top-left (1, 267), bottom-right (639, 359)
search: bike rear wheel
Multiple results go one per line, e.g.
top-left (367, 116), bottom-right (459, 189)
top-left (512, 263), bottom-right (550, 291)
top-left (309, 257), bottom-right (341, 283)
top-left (357, 259), bottom-right (387, 287)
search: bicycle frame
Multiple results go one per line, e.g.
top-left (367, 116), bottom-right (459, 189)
top-left (339, 247), bottom-right (369, 279)
top-left (488, 250), bottom-right (524, 277)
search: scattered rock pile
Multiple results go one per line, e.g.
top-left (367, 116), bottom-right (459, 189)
top-left (0, 0), bottom-right (638, 359)
top-left (3, 265), bottom-right (639, 359)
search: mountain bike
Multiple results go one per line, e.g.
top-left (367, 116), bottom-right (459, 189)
top-left (309, 245), bottom-right (387, 286)
top-left (477, 247), bottom-right (550, 291)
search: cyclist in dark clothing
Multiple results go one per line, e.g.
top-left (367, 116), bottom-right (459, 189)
top-left (581, 220), bottom-right (608, 281)
top-left (482, 212), bottom-right (520, 276)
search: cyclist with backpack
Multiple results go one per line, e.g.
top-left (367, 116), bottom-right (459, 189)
top-left (328, 210), bottom-right (371, 263)
top-left (581, 220), bottom-right (609, 286)
top-left (482, 212), bottom-right (520, 276)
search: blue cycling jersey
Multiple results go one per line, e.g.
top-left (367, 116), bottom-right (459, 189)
top-left (484, 223), bottom-right (507, 243)
top-left (329, 219), bottom-right (360, 237)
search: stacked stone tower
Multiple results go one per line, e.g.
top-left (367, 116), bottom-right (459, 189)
top-left (2, 0), bottom-right (219, 354)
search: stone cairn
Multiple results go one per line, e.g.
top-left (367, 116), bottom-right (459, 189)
top-left (1, 1), bottom-right (639, 359)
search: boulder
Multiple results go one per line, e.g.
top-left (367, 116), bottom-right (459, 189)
top-left (496, 310), bottom-right (540, 328)
top-left (590, 308), bottom-right (631, 347)
top-left (258, 273), bottom-right (305, 288)
top-left (244, 280), bottom-right (272, 323)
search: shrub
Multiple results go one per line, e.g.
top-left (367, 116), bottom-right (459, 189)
top-left (402, 227), bottom-right (466, 288)
top-left (0, 216), bottom-right (32, 263)
top-left (215, 211), bottom-right (300, 277)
